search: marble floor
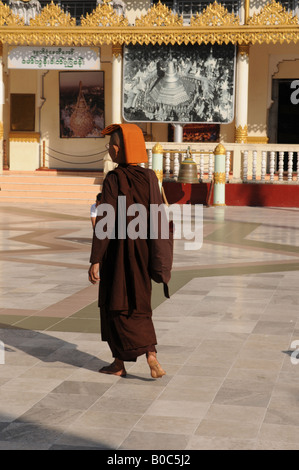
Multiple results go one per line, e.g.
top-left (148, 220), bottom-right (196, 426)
top-left (1, 201), bottom-right (299, 449)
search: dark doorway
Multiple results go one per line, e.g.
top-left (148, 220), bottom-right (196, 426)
top-left (277, 79), bottom-right (299, 144)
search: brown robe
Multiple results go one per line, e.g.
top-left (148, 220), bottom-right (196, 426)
top-left (90, 164), bottom-right (168, 361)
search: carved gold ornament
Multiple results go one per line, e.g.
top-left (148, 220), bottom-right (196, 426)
top-left (0, 1), bottom-right (298, 46)
top-left (190, 1), bottom-right (240, 27)
top-left (238, 43), bottom-right (250, 56)
top-left (235, 125), bottom-right (248, 143)
top-left (81, 0), bottom-right (128, 27)
top-left (135, 1), bottom-right (183, 27)
top-left (152, 143), bottom-right (164, 154)
top-left (214, 172), bottom-right (226, 184)
top-left (214, 144), bottom-right (226, 155)
top-left (248, 0), bottom-right (298, 26)
top-left (154, 169), bottom-right (164, 184)
top-left (30, 1), bottom-right (76, 27)
top-left (0, 1), bottom-right (24, 26)
top-left (112, 43), bottom-right (123, 57)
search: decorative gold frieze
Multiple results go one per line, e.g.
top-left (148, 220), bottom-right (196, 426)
top-left (0, 1), bottom-right (298, 47)
top-left (248, 0), bottom-right (298, 26)
top-left (81, 0), bottom-right (128, 27)
top-left (214, 172), bottom-right (226, 184)
top-left (0, 1), bottom-right (24, 26)
top-left (191, 1), bottom-right (240, 27)
top-left (235, 125), bottom-right (248, 143)
top-left (29, 1), bottom-right (76, 27)
top-left (135, 1), bottom-right (183, 27)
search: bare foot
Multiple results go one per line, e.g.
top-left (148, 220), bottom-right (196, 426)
top-left (147, 353), bottom-right (166, 379)
top-left (99, 359), bottom-right (126, 377)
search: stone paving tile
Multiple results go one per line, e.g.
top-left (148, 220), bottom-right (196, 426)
top-left (1, 204), bottom-right (299, 450)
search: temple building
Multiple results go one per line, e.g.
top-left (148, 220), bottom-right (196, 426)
top-left (0, 0), bottom-right (298, 181)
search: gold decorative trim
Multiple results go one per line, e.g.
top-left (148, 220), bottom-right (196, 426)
top-left (235, 125), bottom-right (248, 143)
top-left (214, 144), bottom-right (226, 155)
top-left (154, 169), bottom-right (164, 183)
top-left (152, 143), bottom-right (164, 154)
top-left (9, 132), bottom-right (40, 143)
top-left (81, 0), bottom-right (128, 27)
top-left (238, 43), bottom-right (250, 56)
top-left (135, 1), bottom-right (183, 27)
top-left (191, 1), bottom-right (240, 27)
top-left (0, 2), bottom-right (24, 26)
top-left (248, 0), bottom-right (298, 26)
top-left (0, 1), bottom-right (298, 46)
top-left (247, 136), bottom-right (269, 143)
top-left (214, 172), bottom-right (226, 184)
top-left (0, 121), bottom-right (3, 139)
top-left (29, 1), bottom-right (76, 27)
top-left (112, 43), bottom-right (123, 57)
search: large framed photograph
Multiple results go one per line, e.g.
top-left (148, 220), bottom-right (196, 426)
top-left (59, 71), bottom-right (105, 138)
top-left (123, 43), bottom-right (235, 124)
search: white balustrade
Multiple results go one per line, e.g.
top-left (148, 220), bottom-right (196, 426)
top-left (164, 152), bottom-right (171, 180)
top-left (261, 151), bottom-right (266, 182)
top-left (148, 149), bottom-right (152, 169)
top-left (252, 150), bottom-right (257, 181)
top-left (269, 151), bottom-right (275, 182)
top-left (208, 150), bottom-right (214, 181)
top-left (278, 151), bottom-right (284, 182)
top-left (288, 151), bottom-right (293, 182)
top-left (243, 150), bottom-right (248, 182)
top-left (199, 151), bottom-right (205, 181)
top-left (225, 151), bottom-right (230, 182)
top-left (173, 152), bottom-right (180, 180)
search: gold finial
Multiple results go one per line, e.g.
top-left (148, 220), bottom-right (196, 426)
top-left (214, 144), bottom-right (226, 155)
top-left (152, 143), bottom-right (164, 154)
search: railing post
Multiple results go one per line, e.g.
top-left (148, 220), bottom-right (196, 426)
top-left (243, 150), bottom-right (248, 182)
top-left (252, 150), bottom-right (257, 181)
top-left (208, 150), bottom-right (214, 181)
top-left (225, 150), bottom-right (230, 182)
top-left (213, 143), bottom-right (226, 206)
top-left (261, 151), bottom-right (266, 182)
top-left (278, 151), bottom-right (284, 182)
top-left (173, 152), bottom-right (180, 180)
top-left (3, 139), bottom-right (8, 170)
top-left (164, 151), bottom-right (171, 180)
top-left (152, 143), bottom-right (163, 190)
top-left (148, 148), bottom-right (152, 169)
top-left (38, 140), bottom-right (48, 170)
top-left (288, 151), bottom-right (293, 182)
top-left (269, 151), bottom-right (275, 182)
top-left (199, 151), bottom-right (205, 182)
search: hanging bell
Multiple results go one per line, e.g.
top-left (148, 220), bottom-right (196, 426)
top-left (177, 150), bottom-right (198, 184)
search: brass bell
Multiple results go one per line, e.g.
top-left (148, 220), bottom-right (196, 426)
top-left (177, 151), bottom-right (198, 184)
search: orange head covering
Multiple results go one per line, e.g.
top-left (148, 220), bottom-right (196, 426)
top-left (101, 123), bottom-right (148, 164)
